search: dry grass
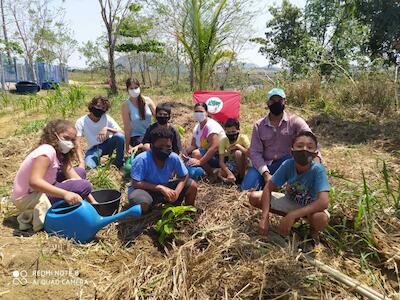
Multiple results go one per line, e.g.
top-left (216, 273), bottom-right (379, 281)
top-left (0, 86), bottom-right (400, 299)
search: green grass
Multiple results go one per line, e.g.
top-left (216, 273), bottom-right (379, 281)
top-left (15, 119), bottom-right (47, 135)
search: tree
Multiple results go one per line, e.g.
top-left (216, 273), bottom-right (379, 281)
top-left (177, 0), bottom-right (233, 90)
top-left (9, 0), bottom-right (67, 81)
top-left (353, 0), bottom-right (400, 63)
top-left (252, 0), bottom-right (316, 75)
top-left (116, 3), bottom-right (164, 86)
top-left (98, 0), bottom-right (132, 94)
top-left (79, 39), bottom-right (107, 79)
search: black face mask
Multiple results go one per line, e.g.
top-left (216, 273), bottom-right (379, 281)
top-left (268, 102), bottom-right (285, 116)
top-left (156, 116), bottom-right (170, 125)
top-left (292, 150), bottom-right (316, 166)
top-left (153, 147), bottom-right (172, 161)
top-left (226, 133), bottom-right (239, 143)
top-left (90, 107), bottom-right (106, 118)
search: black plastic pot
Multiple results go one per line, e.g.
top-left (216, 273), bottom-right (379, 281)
top-left (91, 189), bottom-right (121, 216)
top-left (15, 81), bottom-right (40, 94)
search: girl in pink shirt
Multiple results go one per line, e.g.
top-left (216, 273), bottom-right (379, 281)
top-left (11, 119), bottom-right (96, 231)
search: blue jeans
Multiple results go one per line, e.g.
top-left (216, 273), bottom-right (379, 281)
top-left (85, 133), bottom-right (125, 169)
top-left (240, 155), bottom-right (292, 191)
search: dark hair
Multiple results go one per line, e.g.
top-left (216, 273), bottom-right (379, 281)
top-left (292, 131), bottom-right (318, 147)
top-left (88, 96), bottom-right (111, 111)
top-left (38, 119), bottom-right (77, 165)
top-left (150, 127), bottom-right (173, 144)
top-left (224, 118), bottom-right (240, 129)
top-left (126, 77), bottom-right (146, 120)
top-left (156, 103), bottom-right (172, 116)
top-left (194, 102), bottom-right (208, 112)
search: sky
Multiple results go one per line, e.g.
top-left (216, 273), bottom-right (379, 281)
top-left (64, 0), bottom-right (306, 68)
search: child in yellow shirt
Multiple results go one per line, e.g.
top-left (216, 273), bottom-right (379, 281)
top-left (217, 118), bottom-right (250, 184)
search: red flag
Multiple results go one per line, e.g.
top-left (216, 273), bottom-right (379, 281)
top-left (193, 90), bottom-right (240, 123)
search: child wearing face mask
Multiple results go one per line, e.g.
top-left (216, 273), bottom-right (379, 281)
top-left (121, 78), bottom-right (156, 155)
top-left (128, 127), bottom-right (197, 214)
top-left (248, 131), bottom-right (330, 243)
top-left (141, 103), bottom-right (182, 154)
top-left (216, 118), bottom-right (250, 184)
top-left (75, 96), bottom-right (125, 169)
top-left (11, 119), bottom-right (96, 232)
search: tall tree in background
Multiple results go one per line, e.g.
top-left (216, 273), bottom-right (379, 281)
top-left (353, 0), bottom-right (400, 64)
top-left (116, 3), bottom-right (163, 86)
top-left (98, 0), bottom-right (132, 94)
top-left (10, 0), bottom-right (65, 81)
top-left (79, 39), bottom-right (107, 79)
top-left (252, 0), bottom-right (315, 75)
top-left (177, 0), bottom-right (233, 90)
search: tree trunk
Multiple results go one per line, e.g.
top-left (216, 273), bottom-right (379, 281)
top-left (128, 55), bottom-right (133, 78)
top-left (144, 54), bottom-right (152, 87)
top-left (0, 0), bottom-right (11, 62)
top-left (189, 63), bottom-right (194, 91)
top-left (175, 39), bottom-right (180, 84)
top-left (107, 29), bottom-right (117, 94)
top-left (139, 53), bottom-right (146, 85)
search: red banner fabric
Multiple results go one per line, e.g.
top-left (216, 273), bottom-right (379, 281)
top-left (193, 90), bottom-right (241, 123)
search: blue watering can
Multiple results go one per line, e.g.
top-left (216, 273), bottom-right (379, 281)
top-left (44, 200), bottom-right (141, 243)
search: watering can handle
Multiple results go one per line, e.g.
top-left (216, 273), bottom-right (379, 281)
top-left (50, 203), bottom-right (81, 213)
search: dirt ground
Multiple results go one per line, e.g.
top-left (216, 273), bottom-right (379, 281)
top-left (0, 93), bottom-right (399, 299)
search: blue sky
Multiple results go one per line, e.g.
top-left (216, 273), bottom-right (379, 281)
top-left (64, 0), bottom-right (305, 68)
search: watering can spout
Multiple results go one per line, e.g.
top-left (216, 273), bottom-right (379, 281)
top-left (97, 204), bottom-right (142, 229)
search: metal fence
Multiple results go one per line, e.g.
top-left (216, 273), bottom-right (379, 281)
top-left (0, 53), bottom-right (68, 89)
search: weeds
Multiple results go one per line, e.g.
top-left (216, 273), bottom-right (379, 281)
top-left (88, 153), bottom-right (118, 189)
top-left (15, 119), bottom-right (47, 135)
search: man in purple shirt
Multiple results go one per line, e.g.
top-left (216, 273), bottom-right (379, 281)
top-left (240, 88), bottom-right (319, 191)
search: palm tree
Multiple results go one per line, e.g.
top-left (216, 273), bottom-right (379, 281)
top-left (177, 0), bottom-right (233, 90)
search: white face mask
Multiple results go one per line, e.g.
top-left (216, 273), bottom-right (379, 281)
top-left (129, 87), bottom-right (141, 98)
top-left (194, 111), bottom-right (206, 122)
top-left (56, 134), bottom-right (75, 154)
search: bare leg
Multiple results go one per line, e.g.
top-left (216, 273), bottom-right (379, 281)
top-left (184, 180), bottom-right (197, 206)
top-left (234, 150), bottom-right (246, 178)
top-left (308, 212), bottom-right (329, 236)
top-left (248, 191), bottom-right (263, 209)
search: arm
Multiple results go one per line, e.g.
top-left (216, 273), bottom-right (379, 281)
top-left (173, 174), bottom-right (188, 197)
top-left (29, 156), bottom-right (81, 204)
top-left (249, 123), bottom-right (269, 175)
top-left (75, 136), bottom-right (85, 168)
top-left (63, 163), bottom-right (81, 180)
top-left (131, 179), bottom-right (177, 202)
top-left (258, 180), bottom-right (278, 235)
top-left (146, 97), bottom-right (156, 117)
top-left (184, 137), bottom-right (197, 157)
top-left (289, 192), bottom-right (329, 219)
top-left (121, 102), bottom-right (132, 152)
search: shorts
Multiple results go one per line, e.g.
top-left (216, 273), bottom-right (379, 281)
top-left (199, 148), bottom-right (220, 168)
top-left (270, 192), bottom-right (330, 218)
top-left (128, 179), bottom-right (193, 206)
top-left (130, 136), bottom-right (144, 147)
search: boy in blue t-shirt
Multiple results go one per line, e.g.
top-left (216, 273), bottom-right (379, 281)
top-left (248, 131), bottom-right (330, 238)
top-left (128, 127), bottom-right (197, 214)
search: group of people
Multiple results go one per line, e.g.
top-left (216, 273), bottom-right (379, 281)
top-left (10, 80), bottom-right (330, 242)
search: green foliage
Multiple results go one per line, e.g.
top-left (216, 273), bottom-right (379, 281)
top-left (117, 5), bottom-right (164, 55)
top-left (354, 0), bottom-right (400, 62)
top-left (88, 156), bottom-right (118, 190)
top-left (15, 119), bottom-right (47, 135)
top-left (177, 0), bottom-right (232, 89)
top-left (155, 205), bottom-right (196, 246)
top-left (44, 85), bottom-right (86, 118)
top-left (78, 40), bottom-right (107, 75)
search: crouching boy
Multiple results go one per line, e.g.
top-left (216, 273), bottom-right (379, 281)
top-left (128, 127), bottom-right (197, 213)
top-left (248, 131), bottom-right (330, 239)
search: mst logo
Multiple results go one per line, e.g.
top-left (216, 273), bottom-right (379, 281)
top-left (206, 97), bottom-right (223, 114)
